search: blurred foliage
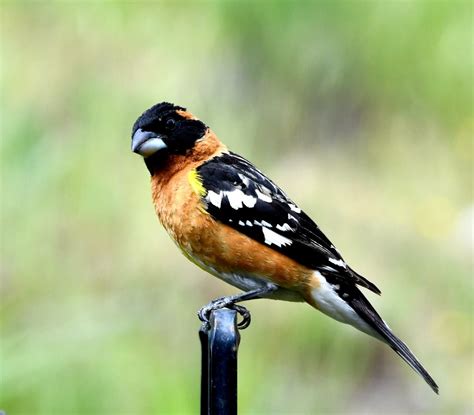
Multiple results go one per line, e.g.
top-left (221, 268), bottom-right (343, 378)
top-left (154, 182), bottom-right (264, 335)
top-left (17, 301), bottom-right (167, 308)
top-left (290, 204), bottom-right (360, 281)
top-left (1, 1), bottom-right (472, 414)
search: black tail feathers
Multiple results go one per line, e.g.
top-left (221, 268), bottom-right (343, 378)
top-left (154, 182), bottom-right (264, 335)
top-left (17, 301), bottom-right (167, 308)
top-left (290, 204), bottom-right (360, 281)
top-left (350, 295), bottom-right (439, 394)
top-left (376, 318), bottom-right (439, 394)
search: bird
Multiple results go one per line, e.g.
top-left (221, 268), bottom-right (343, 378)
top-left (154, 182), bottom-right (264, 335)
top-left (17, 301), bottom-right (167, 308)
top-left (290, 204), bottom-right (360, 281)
top-left (131, 101), bottom-right (438, 394)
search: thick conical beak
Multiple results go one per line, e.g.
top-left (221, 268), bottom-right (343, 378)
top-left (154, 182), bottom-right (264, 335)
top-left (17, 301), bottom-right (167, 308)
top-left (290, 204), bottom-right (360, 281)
top-left (131, 128), bottom-right (168, 157)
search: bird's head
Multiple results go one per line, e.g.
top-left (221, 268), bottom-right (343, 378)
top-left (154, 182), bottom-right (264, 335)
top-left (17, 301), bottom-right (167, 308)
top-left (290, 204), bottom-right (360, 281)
top-left (131, 102), bottom-right (209, 173)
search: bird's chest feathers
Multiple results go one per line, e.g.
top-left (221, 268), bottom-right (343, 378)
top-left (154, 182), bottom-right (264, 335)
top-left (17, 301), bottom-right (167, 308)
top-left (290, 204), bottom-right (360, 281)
top-left (151, 167), bottom-right (212, 253)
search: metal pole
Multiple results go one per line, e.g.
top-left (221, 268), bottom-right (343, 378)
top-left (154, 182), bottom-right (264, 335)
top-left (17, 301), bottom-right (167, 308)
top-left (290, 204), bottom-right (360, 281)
top-left (199, 308), bottom-right (240, 415)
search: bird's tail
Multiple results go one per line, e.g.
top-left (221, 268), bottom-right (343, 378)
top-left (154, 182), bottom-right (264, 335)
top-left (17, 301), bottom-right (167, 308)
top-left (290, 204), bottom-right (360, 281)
top-left (308, 272), bottom-right (438, 394)
top-left (349, 294), bottom-right (439, 394)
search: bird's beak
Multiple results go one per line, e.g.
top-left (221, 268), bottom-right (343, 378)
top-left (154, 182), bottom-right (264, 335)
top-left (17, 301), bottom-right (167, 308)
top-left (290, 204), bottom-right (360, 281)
top-left (131, 128), bottom-right (168, 157)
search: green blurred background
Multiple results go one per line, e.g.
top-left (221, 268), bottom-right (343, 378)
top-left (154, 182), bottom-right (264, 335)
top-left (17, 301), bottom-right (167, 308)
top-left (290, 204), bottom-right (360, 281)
top-left (1, 1), bottom-right (472, 414)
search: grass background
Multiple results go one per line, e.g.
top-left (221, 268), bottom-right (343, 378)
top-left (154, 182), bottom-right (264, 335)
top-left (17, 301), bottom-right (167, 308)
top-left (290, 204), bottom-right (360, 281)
top-left (1, 1), bottom-right (472, 414)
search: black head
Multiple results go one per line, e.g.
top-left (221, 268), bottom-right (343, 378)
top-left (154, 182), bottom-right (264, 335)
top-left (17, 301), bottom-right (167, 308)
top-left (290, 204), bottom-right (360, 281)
top-left (131, 102), bottom-right (208, 170)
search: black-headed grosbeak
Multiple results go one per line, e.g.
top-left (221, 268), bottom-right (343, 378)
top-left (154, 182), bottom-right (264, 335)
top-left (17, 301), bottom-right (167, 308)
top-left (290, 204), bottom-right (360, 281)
top-left (131, 102), bottom-right (438, 393)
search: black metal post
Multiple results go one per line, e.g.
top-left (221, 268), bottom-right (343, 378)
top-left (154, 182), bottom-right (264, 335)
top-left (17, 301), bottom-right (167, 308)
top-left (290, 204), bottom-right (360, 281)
top-left (199, 308), bottom-right (241, 415)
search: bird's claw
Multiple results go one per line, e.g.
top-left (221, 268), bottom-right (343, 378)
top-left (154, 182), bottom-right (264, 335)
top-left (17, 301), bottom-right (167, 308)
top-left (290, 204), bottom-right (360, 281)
top-left (231, 304), bottom-right (251, 329)
top-left (198, 300), bottom-right (251, 330)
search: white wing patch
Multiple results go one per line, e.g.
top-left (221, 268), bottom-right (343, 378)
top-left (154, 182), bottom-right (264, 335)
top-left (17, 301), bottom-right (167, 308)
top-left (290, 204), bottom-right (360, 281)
top-left (320, 265), bottom-right (338, 272)
top-left (261, 220), bottom-right (272, 228)
top-left (289, 203), bottom-right (301, 213)
top-left (329, 257), bottom-right (347, 269)
top-left (262, 227), bottom-right (293, 247)
top-left (225, 189), bottom-right (257, 210)
top-left (276, 223), bottom-right (292, 232)
top-left (208, 190), bottom-right (223, 208)
top-left (207, 189), bottom-right (257, 210)
top-left (256, 189), bottom-right (273, 203)
top-left (237, 173), bottom-right (250, 187)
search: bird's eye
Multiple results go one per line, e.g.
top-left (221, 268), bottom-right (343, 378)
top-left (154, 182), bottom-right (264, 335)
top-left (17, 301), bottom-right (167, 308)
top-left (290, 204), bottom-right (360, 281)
top-left (165, 118), bottom-right (176, 130)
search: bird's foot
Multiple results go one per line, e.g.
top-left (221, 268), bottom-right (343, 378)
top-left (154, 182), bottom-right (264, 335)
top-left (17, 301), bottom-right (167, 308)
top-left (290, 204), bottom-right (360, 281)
top-left (198, 298), bottom-right (251, 330)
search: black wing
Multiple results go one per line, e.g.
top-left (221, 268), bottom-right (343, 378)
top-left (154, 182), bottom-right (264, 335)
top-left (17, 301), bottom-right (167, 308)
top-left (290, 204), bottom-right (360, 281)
top-left (197, 152), bottom-right (380, 294)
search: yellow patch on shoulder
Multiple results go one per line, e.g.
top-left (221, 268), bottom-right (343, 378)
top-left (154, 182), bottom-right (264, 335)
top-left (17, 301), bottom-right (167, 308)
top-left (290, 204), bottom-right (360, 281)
top-left (188, 168), bottom-right (207, 199)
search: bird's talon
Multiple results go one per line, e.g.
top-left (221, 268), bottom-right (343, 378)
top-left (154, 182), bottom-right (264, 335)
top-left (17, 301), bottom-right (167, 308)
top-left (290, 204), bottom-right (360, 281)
top-left (197, 301), bottom-right (251, 329)
top-left (197, 305), bottom-right (212, 323)
top-left (231, 304), bottom-right (251, 329)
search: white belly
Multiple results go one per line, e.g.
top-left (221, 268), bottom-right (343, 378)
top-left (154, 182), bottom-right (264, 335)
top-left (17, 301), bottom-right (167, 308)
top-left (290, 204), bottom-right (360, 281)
top-left (186, 250), bottom-right (303, 302)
